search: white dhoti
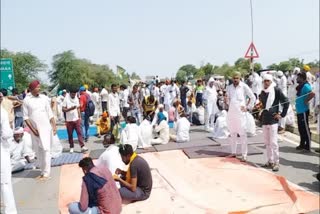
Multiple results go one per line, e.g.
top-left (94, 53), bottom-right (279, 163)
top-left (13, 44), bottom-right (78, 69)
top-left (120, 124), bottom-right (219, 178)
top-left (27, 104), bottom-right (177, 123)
top-left (227, 104), bottom-right (247, 157)
top-left (205, 99), bottom-right (218, 131)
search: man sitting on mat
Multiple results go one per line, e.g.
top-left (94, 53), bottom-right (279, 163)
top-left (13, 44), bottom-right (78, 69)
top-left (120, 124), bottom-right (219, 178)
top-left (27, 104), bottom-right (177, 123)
top-left (169, 111), bottom-right (190, 143)
top-left (68, 157), bottom-right (122, 214)
top-left (113, 144), bottom-right (153, 202)
top-left (96, 111), bottom-right (111, 138)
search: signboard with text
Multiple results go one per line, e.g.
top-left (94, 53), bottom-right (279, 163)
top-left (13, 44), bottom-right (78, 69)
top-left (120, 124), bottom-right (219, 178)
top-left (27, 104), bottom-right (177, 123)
top-left (0, 58), bottom-right (15, 91)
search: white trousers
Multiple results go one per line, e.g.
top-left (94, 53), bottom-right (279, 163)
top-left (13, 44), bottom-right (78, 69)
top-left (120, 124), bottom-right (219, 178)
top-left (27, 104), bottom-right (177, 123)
top-left (1, 147), bottom-right (17, 214)
top-left (35, 145), bottom-right (51, 177)
top-left (230, 132), bottom-right (247, 157)
top-left (11, 159), bottom-right (26, 173)
top-left (263, 124), bottom-right (279, 164)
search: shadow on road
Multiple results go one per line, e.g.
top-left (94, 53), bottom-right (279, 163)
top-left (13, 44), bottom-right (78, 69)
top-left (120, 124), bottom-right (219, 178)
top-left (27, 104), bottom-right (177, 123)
top-left (298, 180), bottom-right (320, 193)
top-left (12, 170), bottom-right (40, 178)
top-left (279, 146), bottom-right (320, 158)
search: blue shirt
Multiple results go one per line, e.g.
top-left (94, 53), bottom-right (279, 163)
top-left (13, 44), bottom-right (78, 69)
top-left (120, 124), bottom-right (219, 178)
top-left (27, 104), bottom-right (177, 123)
top-left (295, 83), bottom-right (312, 114)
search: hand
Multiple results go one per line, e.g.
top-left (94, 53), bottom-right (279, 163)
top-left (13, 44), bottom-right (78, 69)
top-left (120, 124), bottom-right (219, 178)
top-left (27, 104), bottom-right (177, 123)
top-left (240, 106), bottom-right (247, 112)
top-left (115, 168), bottom-right (123, 175)
top-left (53, 127), bottom-right (57, 135)
top-left (274, 114), bottom-right (282, 121)
top-left (113, 174), bottom-right (120, 181)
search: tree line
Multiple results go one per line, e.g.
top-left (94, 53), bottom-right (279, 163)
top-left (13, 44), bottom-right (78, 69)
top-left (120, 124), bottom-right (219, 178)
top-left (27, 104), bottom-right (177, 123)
top-left (1, 48), bottom-right (319, 93)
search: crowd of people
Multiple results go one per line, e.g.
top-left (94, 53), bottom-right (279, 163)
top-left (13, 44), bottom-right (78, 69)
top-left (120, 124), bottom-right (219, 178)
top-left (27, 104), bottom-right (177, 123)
top-left (0, 64), bottom-right (319, 214)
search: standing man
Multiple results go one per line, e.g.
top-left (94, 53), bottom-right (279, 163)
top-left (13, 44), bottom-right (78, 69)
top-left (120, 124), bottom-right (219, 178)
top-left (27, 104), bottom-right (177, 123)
top-left (11, 88), bottom-right (24, 128)
top-left (195, 80), bottom-right (204, 107)
top-left (119, 85), bottom-right (130, 119)
top-left (128, 85), bottom-right (142, 125)
top-left (0, 88), bottom-right (15, 128)
top-left (100, 86), bottom-right (109, 113)
top-left (1, 92), bottom-right (18, 214)
top-left (108, 84), bottom-right (120, 131)
top-left (23, 80), bottom-right (56, 180)
top-left (79, 86), bottom-right (90, 142)
top-left (62, 88), bottom-right (88, 153)
top-left (295, 72), bottom-right (315, 152)
top-left (91, 87), bottom-right (101, 119)
top-left (180, 81), bottom-right (189, 110)
top-left (249, 72), bottom-right (262, 99)
top-left (203, 77), bottom-right (218, 132)
top-left (226, 72), bottom-right (255, 162)
top-left (259, 74), bottom-right (289, 171)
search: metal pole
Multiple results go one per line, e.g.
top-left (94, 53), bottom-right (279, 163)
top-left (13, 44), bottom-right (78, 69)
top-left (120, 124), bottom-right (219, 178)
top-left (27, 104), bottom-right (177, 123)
top-left (250, 0), bottom-right (254, 72)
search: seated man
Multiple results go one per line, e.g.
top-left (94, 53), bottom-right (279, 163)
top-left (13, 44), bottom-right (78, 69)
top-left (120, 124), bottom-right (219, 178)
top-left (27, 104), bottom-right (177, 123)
top-left (114, 144), bottom-right (152, 202)
top-left (10, 127), bottom-right (35, 172)
top-left (97, 133), bottom-right (125, 184)
top-left (151, 104), bottom-right (168, 126)
top-left (68, 157), bottom-right (122, 214)
top-left (138, 117), bottom-right (153, 149)
top-left (212, 110), bottom-right (229, 139)
top-left (170, 111), bottom-right (190, 143)
top-left (96, 112), bottom-right (110, 138)
top-left (151, 112), bottom-right (170, 145)
top-left (120, 116), bottom-right (140, 151)
top-left (186, 100), bottom-right (196, 123)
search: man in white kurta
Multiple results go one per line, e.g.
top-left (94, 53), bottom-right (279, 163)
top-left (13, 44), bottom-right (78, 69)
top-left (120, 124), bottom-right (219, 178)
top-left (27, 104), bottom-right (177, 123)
top-left (151, 112), bottom-right (170, 145)
top-left (91, 88), bottom-right (101, 118)
top-left (120, 116), bottom-right (140, 151)
top-left (10, 127), bottom-right (36, 172)
top-left (170, 113), bottom-right (190, 143)
top-left (226, 72), bottom-right (255, 161)
top-left (1, 92), bottom-right (18, 214)
top-left (249, 72), bottom-right (262, 99)
top-left (203, 77), bottom-right (218, 131)
top-left (23, 80), bottom-right (56, 180)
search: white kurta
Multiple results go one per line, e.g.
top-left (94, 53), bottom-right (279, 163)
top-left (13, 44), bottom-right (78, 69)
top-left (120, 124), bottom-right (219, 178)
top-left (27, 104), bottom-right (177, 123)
top-left (97, 144), bottom-right (125, 178)
top-left (23, 94), bottom-right (54, 151)
top-left (120, 123), bottom-right (140, 151)
top-left (151, 110), bottom-right (169, 126)
top-left (151, 120), bottom-right (170, 145)
top-left (203, 83), bottom-right (218, 130)
top-left (277, 75), bottom-right (288, 96)
top-left (212, 110), bottom-right (229, 139)
top-left (250, 72), bottom-right (262, 96)
top-left (108, 93), bottom-right (120, 117)
top-left (174, 117), bottom-right (190, 142)
top-left (91, 92), bottom-right (101, 115)
top-left (138, 119), bottom-right (153, 148)
top-left (226, 82), bottom-right (255, 134)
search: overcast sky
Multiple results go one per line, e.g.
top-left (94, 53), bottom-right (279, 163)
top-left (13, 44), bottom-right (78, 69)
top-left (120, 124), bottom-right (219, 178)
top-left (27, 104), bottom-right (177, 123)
top-left (1, 0), bottom-right (319, 80)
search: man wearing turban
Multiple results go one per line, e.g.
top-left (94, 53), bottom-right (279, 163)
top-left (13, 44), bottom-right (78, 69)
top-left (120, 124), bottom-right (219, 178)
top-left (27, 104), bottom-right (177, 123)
top-left (23, 80), bottom-right (56, 181)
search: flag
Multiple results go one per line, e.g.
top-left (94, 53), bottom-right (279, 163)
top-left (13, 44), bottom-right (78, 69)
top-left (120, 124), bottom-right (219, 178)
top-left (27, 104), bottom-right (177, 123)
top-left (116, 65), bottom-right (126, 80)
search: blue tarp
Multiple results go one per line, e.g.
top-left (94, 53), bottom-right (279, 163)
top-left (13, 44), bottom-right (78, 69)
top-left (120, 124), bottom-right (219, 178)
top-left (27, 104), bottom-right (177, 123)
top-left (57, 126), bottom-right (97, 140)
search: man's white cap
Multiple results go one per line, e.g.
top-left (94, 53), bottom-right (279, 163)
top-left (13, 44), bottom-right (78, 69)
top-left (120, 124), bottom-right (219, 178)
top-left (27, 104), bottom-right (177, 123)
top-left (158, 104), bottom-right (164, 109)
top-left (277, 70), bottom-right (284, 77)
top-left (208, 77), bottom-right (215, 83)
top-left (14, 127), bottom-right (24, 134)
top-left (263, 74), bottom-right (273, 81)
top-left (293, 67), bottom-right (301, 73)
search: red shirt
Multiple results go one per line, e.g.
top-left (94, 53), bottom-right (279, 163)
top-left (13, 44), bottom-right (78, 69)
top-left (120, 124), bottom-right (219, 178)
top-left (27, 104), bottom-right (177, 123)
top-left (79, 166), bottom-right (122, 214)
top-left (80, 93), bottom-right (87, 112)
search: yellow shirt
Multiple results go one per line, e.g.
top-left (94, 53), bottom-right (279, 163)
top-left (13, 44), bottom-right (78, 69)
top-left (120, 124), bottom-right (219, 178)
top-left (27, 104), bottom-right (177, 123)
top-left (96, 117), bottom-right (110, 134)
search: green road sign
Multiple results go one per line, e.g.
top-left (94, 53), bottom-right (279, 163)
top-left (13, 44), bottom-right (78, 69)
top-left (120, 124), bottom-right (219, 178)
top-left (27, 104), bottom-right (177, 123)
top-left (0, 58), bottom-right (15, 91)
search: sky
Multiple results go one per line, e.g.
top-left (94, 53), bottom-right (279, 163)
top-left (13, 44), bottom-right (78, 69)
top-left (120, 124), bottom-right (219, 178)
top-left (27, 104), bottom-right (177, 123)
top-left (1, 0), bottom-right (319, 82)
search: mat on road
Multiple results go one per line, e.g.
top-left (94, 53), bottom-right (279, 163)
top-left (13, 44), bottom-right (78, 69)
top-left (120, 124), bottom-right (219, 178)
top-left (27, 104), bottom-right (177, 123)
top-left (24, 153), bottom-right (83, 170)
top-left (154, 140), bottom-right (220, 152)
top-left (211, 134), bottom-right (265, 145)
top-left (183, 145), bottom-right (263, 159)
top-left (57, 126), bottom-right (97, 140)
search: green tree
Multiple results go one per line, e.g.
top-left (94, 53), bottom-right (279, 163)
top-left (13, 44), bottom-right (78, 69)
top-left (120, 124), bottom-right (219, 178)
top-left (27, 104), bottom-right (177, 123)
top-left (1, 49), bottom-right (47, 92)
top-left (176, 70), bottom-right (187, 83)
top-left (130, 72), bottom-right (141, 80)
top-left (178, 64), bottom-right (198, 77)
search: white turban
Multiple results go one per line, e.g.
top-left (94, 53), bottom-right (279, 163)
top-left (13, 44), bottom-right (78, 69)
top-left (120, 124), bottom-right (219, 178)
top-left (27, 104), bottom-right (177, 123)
top-left (14, 127), bottom-right (24, 134)
top-left (158, 104), bottom-right (164, 109)
top-left (277, 70), bottom-right (284, 77)
top-left (208, 77), bottom-right (215, 83)
top-left (293, 67), bottom-right (301, 73)
top-left (263, 74), bottom-right (273, 81)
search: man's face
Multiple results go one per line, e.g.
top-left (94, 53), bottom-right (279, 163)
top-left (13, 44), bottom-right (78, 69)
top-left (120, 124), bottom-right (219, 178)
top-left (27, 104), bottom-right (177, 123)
top-left (263, 80), bottom-right (272, 89)
top-left (70, 92), bottom-right (76, 99)
top-left (121, 154), bottom-right (130, 165)
top-left (112, 86), bottom-right (118, 93)
top-left (14, 133), bottom-right (23, 143)
top-left (133, 87), bottom-right (138, 93)
top-left (209, 81), bottom-right (214, 87)
top-left (296, 76), bottom-right (303, 84)
top-left (232, 76), bottom-right (240, 86)
top-left (32, 85), bottom-right (41, 95)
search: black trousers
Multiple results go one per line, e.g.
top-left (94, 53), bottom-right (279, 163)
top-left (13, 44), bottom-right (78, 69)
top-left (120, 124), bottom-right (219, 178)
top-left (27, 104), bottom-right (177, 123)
top-left (297, 110), bottom-right (311, 150)
top-left (101, 101), bottom-right (107, 113)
